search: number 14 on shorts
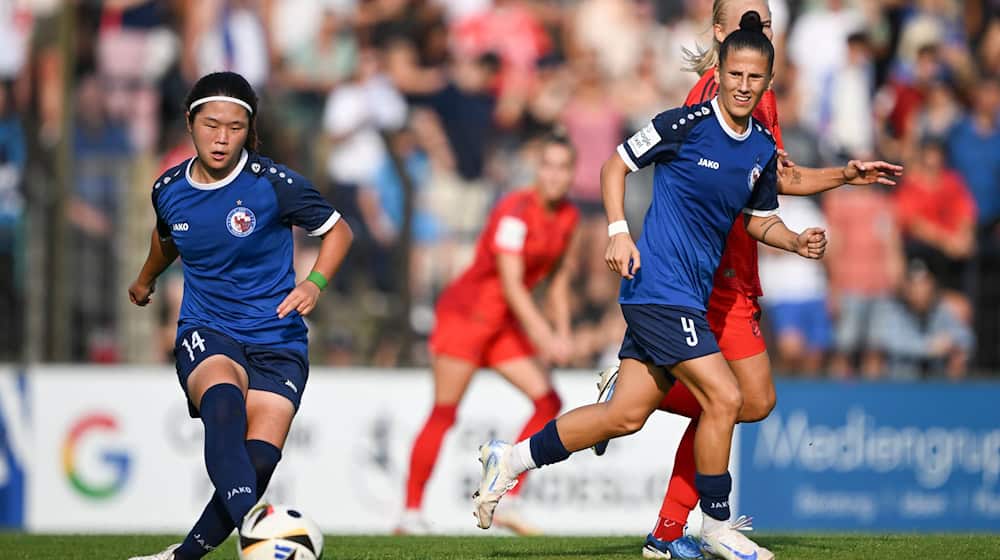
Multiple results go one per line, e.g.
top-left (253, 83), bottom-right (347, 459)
top-left (181, 330), bottom-right (207, 361)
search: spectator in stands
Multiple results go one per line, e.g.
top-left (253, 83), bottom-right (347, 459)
top-left (272, 4), bottom-right (358, 171)
top-left (875, 43), bottom-right (945, 161)
top-left (70, 73), bottom-right (134, 362)
top-left (824, 185), bottom-right (904, 378)
top-left (0, 81), bottom-right (24, 360)
top-left (894, 136), bottom-right (977, 323)
top-left (823, 31), bottom-right (876, 159)
top-left (947, 75), bottom-right (1000, 232)
top-left (321, 46), bottom-right (407, 294)
top-left (871, 259), bottom-right (973, 380)
top-left (759, 196), bottom-right (832, 376)
top-left (948, 74), bottom-right (1000, 368)
top-left (418, 52), bottom-right (500, 252)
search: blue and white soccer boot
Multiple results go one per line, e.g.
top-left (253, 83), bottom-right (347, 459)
top-left (700, 516), bottom-right (773, 560)
top-left (472, 440), bottom-right (520, 529)
top-left (592, 365), bottom-right (619, 456)
top-left (642, 533), bottom-right (705, 559)
top-left (127, 543), bottom-right (179, 560)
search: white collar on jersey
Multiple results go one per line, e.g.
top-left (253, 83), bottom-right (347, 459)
top-left (186, 149), bottom-right (249, 190)
top-left (710, 98), bottom-right (752, 142)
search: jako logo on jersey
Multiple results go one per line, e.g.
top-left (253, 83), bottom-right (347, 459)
top-left (172, 222), bottom-right (189, 232)
top-left (226, 207), bottom-right (257, 237)
top-left (748, 164), bottom-right (763, 190)
top-left (62, 413), bottom-right (132, 500)
top-left (698, 158), bottom-right (720, 169)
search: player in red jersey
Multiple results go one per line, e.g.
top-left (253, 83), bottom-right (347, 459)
top-left (398, 134), bottom-right (580, 535)
top-left (588, 2), bottom-right (903, 558)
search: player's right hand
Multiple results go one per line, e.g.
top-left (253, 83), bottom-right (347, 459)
top-left (795, 227), bottom-right (827, 259)
top-left (606, 233), bottom-right (641, 280)
top-left (128, 279), bottom-right (155, 306)
top-left (546, 332), bottom-right (574, 366)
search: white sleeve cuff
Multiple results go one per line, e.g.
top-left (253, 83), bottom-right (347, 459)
top-left (308, 211), bottom-right (342, 237)
top-left (742, 208), bottom-right (780, 217)
top-left (617, 144), bottom-right (639, 173)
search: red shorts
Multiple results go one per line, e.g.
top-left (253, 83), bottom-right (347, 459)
top-left (706, 287), bottom-right (766, 361)
top-left (429, 313), bottom-right (536, 367)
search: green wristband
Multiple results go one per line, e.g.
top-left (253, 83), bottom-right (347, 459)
top-left (306, 270), bottom-right (328, 291)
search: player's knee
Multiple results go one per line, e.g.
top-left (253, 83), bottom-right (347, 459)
top-left (703, 386), bottom-right (743, 423)
top-left (608, 407), bottom-right (650, 436)
top-left (740, 390), bottom-right (776, 423)
top-left (534, 391), bottom-right (562, 419)
top-left (199, 383), bottom-right (245, 426)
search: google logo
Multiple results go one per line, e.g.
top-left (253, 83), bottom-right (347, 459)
top-left (62, 413), bottom-right (131, 499)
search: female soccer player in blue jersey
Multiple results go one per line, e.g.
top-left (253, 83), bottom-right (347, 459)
top-left (472, 20), bottom-right (824, 560)
top-left (127, 72), bottom-right (353, 560)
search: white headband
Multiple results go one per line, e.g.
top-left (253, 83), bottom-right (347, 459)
top-left (188, 95), bottom-right (253, 115)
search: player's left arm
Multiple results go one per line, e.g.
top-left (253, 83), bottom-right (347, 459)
top-left (744, 151), bottom-right (827, 259)
top-left (545, 226), bottom-right (581, 341)
top-left (274, 171), bottom-right (355, 319)
top-left (745, 214), bottom-right (827, 259)
top-left (777, 158), bottom-right (903, 196)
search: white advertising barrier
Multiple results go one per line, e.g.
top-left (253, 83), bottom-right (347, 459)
top-left (26, 367), bottom-right (738, 534)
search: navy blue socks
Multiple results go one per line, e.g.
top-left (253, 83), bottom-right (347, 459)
top-left (175, 435), bottom-right (282, 559)
top-left (528, 420), bottom-right (571, 467)
top-left (696, 471), bottom-right (733, 521)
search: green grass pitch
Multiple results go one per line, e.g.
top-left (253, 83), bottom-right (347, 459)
top-left (3, 534), bottom-right (1000, 559)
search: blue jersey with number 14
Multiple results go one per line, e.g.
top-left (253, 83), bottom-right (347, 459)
top-left (616, 98), bottom-right (779, 312)
top-left (152, 150), bottom-right (340, 351)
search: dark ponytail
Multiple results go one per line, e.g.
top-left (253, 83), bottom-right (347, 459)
top-left (718, 11), bottom-right (775, 74)
top-left (184, 72), bottom-right (259, 151)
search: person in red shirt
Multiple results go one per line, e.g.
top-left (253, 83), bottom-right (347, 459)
top-left (592, 2), bottom-right (903, 557)
top-left (398, 134), bottom-right (579, 535)
top-left (894, 136), bottom-right (976, 319)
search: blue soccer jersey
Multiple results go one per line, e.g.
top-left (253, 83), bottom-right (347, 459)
top-left (152, 150), bottom-right (340, 350)
top-left (616, 98), bottom-right (779, 311)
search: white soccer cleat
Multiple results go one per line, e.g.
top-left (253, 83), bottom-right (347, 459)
top-left (127, 543), bottom-right (179, 560)
top-left (394, 509), bottom-right (432, 535)
top-left (592, 365), bottom-right (619, 456)
top-left (472, 440), bottom-right (519, 530)
top-left (701, 523), bottom-right (774, 560)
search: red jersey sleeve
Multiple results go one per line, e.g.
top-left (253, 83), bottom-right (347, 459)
top-left (489, 197), bottom-right (531, 255)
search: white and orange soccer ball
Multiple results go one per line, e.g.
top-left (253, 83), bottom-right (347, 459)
top-left (238, 503), bottom-right (324, 560)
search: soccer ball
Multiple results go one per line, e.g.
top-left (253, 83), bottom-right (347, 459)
top-left (238, 503), bottom-right (324, 560)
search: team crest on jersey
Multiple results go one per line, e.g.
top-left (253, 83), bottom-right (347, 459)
top-left (748, 164), bottom-right (763, 190)
top-left (226, 206), bottom-right (256, 237)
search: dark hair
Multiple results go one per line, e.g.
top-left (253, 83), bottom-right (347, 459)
top-left (184, 72), bottom-right (259, 150)
top-left (718, 11), bottom-right (775, 74)
top-left (540, 130), bottom-right (577, 161)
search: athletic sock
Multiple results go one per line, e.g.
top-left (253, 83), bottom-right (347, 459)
top-left (199, 384), bottom-right (257, 523)
top-left (527, 419), bottom-right (571, 468)
top-left (696, 471), bottom-right (733, 533)
top-left (175, 439), bottom-right (281, 558)
top-left (508, 391), bottom-right (561, 495)
top-left (405, 404), bottom-right (458, 509)
top-left (653, 420), bottom-right (699, 542)
top-left (659, 382), bottom-right (702, 419)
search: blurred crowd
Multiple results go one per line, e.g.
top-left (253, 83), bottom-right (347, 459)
top-left (0, 0), bottom-right (998, 381)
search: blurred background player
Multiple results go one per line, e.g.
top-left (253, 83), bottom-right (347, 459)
top-left (473, 18), bottom-right (828, 560)
top-left (398, 133), bottom-right (579, 535)
top-left (588, 2), bottom-right (903, 558)
top-left (127, 72), bottom-right (352, 560)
